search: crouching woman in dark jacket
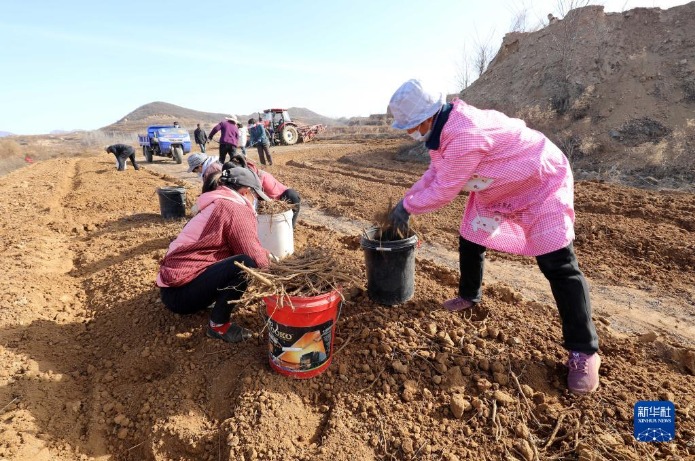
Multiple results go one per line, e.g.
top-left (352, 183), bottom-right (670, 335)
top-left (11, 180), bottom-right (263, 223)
top-left (156, 165), bottom-right (273, 343)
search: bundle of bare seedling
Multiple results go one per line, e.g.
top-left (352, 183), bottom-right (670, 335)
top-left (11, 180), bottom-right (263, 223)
top-left (257, 199), bottom-right (296, 215)
top-left (233, 247), bottom-right (360, 308)
top-left (369, 198), bottom-right (417, 241)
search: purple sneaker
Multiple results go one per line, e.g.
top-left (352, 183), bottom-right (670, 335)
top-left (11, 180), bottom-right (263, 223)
top-left (442, 297), bottom-right (475, 312)
top-left (567, 351), bottom-right (601, 394)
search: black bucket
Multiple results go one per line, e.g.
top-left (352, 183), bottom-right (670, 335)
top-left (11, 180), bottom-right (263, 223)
top-left (157, 186), bottom-right (186, 219)
top-left (360, 226), bottom-right (418, 305)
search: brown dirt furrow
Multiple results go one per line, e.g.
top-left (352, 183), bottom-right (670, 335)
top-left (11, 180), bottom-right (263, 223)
top-left (0, 145), bottom-right (693, 461)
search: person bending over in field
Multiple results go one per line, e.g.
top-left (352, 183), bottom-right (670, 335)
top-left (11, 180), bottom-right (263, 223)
top-left (387, 79), bottom-right (600, 394)
top-left (105, 144), bottom-right (140, 171)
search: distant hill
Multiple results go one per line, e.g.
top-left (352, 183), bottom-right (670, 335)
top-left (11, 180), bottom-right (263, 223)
top-left (272, 107), bottom-right (339, 127)
top-left (50, 129), bottom-right (84, 135)
top-left (102, 102), bottom-right (340, 133)
top-left (118, 101), bottom-right (229, 126)
top-left (0, 131), bottom-right (14, 138)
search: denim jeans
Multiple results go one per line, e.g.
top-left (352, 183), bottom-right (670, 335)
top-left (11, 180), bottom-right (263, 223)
top-left (256, 142), bottom-right (271, 165)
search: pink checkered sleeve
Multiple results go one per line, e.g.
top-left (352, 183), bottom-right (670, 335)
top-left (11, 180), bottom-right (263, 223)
top-left (403, 132), bottom-right (484, 215)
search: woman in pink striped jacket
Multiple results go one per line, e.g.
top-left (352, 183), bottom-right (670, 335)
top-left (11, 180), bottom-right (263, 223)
top-left (157, 166), bottom-right (273, 344)
top-left (388, 79), bottom-right (600, 394)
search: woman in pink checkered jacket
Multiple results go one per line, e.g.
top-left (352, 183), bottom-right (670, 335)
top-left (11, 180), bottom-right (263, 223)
top-left (387, 79), bottom-right (600, 394)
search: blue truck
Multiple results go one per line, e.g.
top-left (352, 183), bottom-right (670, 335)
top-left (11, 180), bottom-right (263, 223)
top-left (138, 125), bottom-right (192, 164)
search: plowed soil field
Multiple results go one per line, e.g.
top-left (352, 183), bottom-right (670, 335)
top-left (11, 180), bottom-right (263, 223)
top-left (1, 140), bottom-right (693, 461)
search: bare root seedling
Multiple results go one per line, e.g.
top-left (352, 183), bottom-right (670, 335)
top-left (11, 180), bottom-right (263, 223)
top-left (233, 247), bottom-right (360, 310)
top-left (257, 199), bottom-right (296, 215)
top-left (370, 198), bottom-right (419, 241)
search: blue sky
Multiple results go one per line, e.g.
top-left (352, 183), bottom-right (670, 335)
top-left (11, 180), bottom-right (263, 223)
top-left (0, 0), bottom-right (688, 134)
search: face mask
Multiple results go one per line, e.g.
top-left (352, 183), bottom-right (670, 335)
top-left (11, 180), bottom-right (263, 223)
top-left (409, 128), bottom-right (432, 142)
top-left (245, 190), bottom-right (258, 211)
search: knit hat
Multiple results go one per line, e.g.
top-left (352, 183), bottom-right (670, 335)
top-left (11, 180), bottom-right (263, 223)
top-left (389, 79), bottom-right (445, 130)
top-left (187, 153), bottom-right (208, 172)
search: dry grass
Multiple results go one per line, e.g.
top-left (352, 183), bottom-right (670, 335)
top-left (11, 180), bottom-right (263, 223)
top-left (0, 139), bottom-right (39, 176)
top-left (0, 138), bottom-right (22, 160)
top-left (515, 105), bottom-right (555, 132)
top-left (79, 129), bottom-right (135, 148)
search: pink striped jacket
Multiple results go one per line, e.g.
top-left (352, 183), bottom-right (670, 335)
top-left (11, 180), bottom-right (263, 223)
top-left (156, 187), bottom-right (269, 287)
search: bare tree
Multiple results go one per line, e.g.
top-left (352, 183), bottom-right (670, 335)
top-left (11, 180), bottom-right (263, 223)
top-left (472, 31), bottom-right (496, 78)
top-left (455, 45), bottom-right (472, 92)
top-left (545, 0), bottom-right (600, 113)
top-left (556, 0), bottom-right (592, 18)
top-left (509, 6), bottom-right (529, 32)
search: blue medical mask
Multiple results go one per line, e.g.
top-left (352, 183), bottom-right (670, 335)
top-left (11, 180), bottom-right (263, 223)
top-left (253, 197), bottom-right (258, 211)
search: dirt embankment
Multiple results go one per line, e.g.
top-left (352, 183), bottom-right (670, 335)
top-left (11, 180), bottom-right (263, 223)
top-left (0, 141), bottom-right (693, 460)
top-left (462, 3), bottom-right (695, 186)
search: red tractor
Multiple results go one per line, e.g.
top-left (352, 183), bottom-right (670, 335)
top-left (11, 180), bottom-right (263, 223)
top-left (259, 108), bottom-right (326, 145)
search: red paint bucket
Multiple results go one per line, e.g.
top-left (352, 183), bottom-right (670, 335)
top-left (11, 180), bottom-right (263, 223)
top-left (264, 290), bottom-right (342, 379)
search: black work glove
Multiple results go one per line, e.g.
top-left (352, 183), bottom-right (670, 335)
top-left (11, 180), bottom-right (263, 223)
top-left (389, 199), bottom-right (410, 232)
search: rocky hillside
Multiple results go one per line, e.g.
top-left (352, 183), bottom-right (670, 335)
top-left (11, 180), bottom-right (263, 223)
top-left (461, 3), bottom-right (695, 186)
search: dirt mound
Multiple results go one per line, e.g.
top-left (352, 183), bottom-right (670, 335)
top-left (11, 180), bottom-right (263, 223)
top-left (0, 141), bottom-right (693, 460)
top-left (462, 3), bottom-right (695, 186)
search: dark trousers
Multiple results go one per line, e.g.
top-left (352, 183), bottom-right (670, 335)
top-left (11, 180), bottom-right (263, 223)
top-left (458, 237), bottom-right (598, 354)
top-left (219, 143), bottom-right (237, 164)
top-left (115, 153), bottom-right (139, 171)
top-left (279, 188), bottom-right (300, 227)
top-left (160, 255), bottom-right (256, 324)
top-left (256, 142), bottom-right (272, 165)
top-left (198, 143), bottom-right (206, 153)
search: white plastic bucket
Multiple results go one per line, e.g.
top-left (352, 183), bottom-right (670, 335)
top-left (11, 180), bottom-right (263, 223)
top-left (257, 209), bottom-right (294, 259)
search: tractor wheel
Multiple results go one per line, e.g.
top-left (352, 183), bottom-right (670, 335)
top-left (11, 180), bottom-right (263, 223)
top-left (281, 126), bottom-right (299, 145)
top-left (143, 146), bottom-right (153, 163)
top-left (172, 146), bottom-right (183, 164)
